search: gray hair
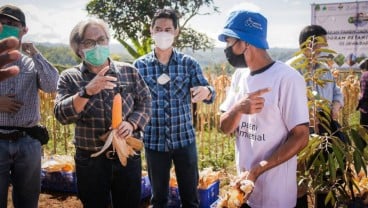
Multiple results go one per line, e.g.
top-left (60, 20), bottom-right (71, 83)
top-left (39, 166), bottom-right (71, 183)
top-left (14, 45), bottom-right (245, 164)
top-left (69, 17), bottom-right (110, 58)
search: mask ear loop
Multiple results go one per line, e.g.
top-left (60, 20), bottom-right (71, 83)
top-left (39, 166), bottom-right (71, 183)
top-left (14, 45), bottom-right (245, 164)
top-left (232, 39), bottom-right (239, 47)
top-left (227, 39), bottom-right (247, 55)
top-left (240, 42), bottom-right (248, 55)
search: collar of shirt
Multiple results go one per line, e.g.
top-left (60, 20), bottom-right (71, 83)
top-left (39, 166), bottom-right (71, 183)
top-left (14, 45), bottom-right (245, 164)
top-left (148, 48), bottom-right (180, 66)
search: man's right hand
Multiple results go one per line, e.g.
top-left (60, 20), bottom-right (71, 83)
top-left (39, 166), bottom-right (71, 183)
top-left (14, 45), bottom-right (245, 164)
top-left (235, 88), bottom-right (271, 114)
top-left (0, 94), bottom-right (23, 113)
top-left (0, 36), bottom-right (21, 82)
top-left (219, 87), bottom-right (271, 134)
top-left (85, 66), bottom-right (117, 96)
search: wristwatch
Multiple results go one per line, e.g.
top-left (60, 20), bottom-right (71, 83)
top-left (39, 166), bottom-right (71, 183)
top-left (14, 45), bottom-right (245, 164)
top-left (206, 86), bottom-right (213, 99)
top-left (78, 87), bottom-right (92, 98)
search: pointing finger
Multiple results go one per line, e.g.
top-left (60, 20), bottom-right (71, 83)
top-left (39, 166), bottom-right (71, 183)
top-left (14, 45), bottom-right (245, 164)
top-left (248, 87), bottom-right (271, 98)
top-left (97, 66), bottom-right (110, 76)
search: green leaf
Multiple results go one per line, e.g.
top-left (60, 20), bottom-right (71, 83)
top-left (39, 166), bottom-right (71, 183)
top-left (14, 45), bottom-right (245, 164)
top-left (325, 191), bottom-right (335, 206)
top-left (356, 126), bottom-right (368, 147)
top-left (328, 154), bottom-right (336, 181)
top-left (350, 129), bottom-right (365, 152)
top-left (331, 144), bottom-right (344, 169)
top-left (353, 150), bottom-right (363, 173)
top-left (317, 47), bottom-right (337, 55)
top-left (306, 150), bottom-right (321, 169)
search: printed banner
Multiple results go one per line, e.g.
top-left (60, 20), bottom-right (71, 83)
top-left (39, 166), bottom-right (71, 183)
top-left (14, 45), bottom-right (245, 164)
top-left (311, 1), bottom-right (368, 69)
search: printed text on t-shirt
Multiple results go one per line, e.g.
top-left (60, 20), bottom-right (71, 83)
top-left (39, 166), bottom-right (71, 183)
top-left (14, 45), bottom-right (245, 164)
top-left (239, 121), bottom-right (265, 141)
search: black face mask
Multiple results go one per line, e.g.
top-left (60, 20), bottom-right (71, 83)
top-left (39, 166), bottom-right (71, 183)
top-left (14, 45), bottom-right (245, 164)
top-left (224, 42), bottom-right (247, 68)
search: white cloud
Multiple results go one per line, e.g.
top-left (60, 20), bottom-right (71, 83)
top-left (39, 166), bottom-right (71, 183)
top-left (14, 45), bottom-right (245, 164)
top-left (227, 2), bottom-right (261, 14)
top-left (25, 4), bottom-right (89, 43)
top-left (2, 0), bottom-right (90, 43)
top-left (1, 0), bottom-right (361, 49)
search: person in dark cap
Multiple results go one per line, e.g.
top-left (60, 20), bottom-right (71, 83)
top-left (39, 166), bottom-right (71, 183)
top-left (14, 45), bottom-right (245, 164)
top-left (0, 4), bottom-right (59, 208)
top-left (288, 25), bottom-right (343, 123)
top-left (0, 4), bottom-right (26, 25)
top-left (358, 58), bottom-right (368, 129)
top-left (286, 24), bottom-right (344, 208)
top-left (218, 10), bottom-right (309, 208)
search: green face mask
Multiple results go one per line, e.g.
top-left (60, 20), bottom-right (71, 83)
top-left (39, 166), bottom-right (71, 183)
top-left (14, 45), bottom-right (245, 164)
top-left (83, 45), bottom-right (110, 66)
top-left (0, 24), bottom-right (20, 40)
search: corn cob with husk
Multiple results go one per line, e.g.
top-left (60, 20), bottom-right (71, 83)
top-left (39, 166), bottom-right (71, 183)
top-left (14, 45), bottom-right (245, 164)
top-left (91, 92), bottom-right (143, 166)
top-left (217, 173), bottom-right (254, 208)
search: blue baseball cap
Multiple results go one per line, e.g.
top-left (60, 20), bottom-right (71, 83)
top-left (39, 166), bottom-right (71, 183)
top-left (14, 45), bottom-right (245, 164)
top-left (218, 10), bottom-right (269, 49)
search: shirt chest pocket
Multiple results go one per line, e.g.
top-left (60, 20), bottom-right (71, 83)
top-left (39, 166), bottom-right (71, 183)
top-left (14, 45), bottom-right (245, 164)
top-left (172, 75), bottom-right (190, 99)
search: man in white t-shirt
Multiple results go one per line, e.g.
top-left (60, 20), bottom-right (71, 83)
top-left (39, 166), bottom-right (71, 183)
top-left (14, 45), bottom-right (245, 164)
top-left (218, 10), bottom-right (310, 208)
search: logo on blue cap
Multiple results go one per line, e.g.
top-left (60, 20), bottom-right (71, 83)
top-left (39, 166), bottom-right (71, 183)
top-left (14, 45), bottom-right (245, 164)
top-left (245, 17), bottom-right (263, 30)
top-left (218, 10), bottom-right (269, 49)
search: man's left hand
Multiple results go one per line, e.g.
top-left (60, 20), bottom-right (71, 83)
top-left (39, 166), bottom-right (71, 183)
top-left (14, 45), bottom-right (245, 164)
top-left (21, 42), bottom-right (39, 57)
top-left (191, 86), bottom-right (211, 103)
top-left (116, 121), bottom-right (134, 139)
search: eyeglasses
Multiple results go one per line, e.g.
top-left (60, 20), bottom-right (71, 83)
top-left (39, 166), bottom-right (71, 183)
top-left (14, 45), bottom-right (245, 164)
top-left (81, 36), bottom-right (109, 48)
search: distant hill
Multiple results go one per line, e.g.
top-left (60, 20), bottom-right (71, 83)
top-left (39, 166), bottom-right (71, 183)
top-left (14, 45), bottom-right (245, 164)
top-left (183, 47), bottom-right (298, 67)
top-left (36, 42), bottom-right (298, 69)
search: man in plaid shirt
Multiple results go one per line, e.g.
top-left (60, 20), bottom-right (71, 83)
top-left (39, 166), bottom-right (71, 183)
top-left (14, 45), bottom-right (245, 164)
top-left (54, 18), bottom-right (151, 208)
top-left (134, 8), bottom-right (215, 208)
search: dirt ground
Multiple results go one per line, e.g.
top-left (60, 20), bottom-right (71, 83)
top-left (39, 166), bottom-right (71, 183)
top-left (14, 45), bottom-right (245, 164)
top-left (7, 188), bottom-right (313, 208)
top-left (38, 192), bottom-right (82, 208)
top-left (7, 187), bottom-right (150, 208)
top-left (7, 186), bottom-right (82, 208)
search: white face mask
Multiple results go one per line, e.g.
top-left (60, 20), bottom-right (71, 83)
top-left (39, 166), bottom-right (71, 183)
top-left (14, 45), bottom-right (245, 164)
top-left (152, 32), bottom-right (174, 50)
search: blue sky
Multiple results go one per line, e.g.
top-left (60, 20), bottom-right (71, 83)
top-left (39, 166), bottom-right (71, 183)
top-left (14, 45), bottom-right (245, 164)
top-left (2, 0), bottom-right (365, 48)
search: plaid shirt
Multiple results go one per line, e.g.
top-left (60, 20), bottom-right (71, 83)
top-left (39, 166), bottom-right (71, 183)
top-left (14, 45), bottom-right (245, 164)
top-left (54, 60), bottom-right (152, 151)
top-left (0, 53), bottom-right (59, 129)
top-left (134, 49), bottom-right (215, 152)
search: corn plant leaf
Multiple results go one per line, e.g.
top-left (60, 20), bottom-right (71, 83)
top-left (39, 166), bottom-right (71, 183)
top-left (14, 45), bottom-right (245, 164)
top-left (350, 129), bottom-right (365, 152)
top-left (306, 150), bottom-right (321, 169)
top-left (353, 150), bottom-right (363, 173)
top-left (328, 154), bottom-right (336, 181)
top-left (317, 47), bottom-right (337, 54)
top-left (336, 185), bottom-right (349, 200)
top-left (331, 143), bottom-right (344, 169)
top-left (325, 191), bottom-right (335, 206)
top-left (356, 126), bottom-right (368, 147)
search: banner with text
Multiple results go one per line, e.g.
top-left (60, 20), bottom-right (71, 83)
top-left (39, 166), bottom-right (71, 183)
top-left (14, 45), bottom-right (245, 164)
top-left (311, 1), bottom-right (368, 68)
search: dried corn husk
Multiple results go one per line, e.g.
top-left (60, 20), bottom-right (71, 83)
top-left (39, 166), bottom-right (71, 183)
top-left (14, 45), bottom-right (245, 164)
top-left (126, 136), bottom-right (143, 151)
top-left (198, 168), bottom-right (220, 189)
top-left (42, 155), bottom-right (75, 172)
top-left (112, 132), bottom-right (137, 166)
top-left (217, 173), bottom-right (255, 208)
top-left (91, 129), bottom-right (138, 167)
